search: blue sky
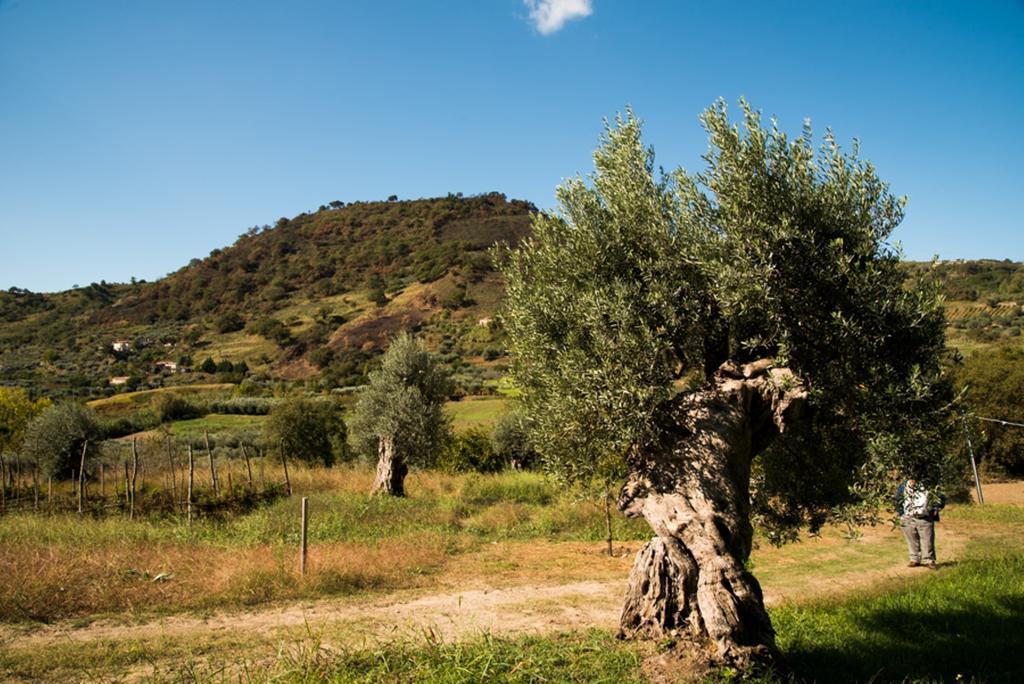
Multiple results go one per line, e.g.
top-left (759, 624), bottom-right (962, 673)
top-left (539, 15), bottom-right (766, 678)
top-left (1, 1), bottom-right (1021, 292)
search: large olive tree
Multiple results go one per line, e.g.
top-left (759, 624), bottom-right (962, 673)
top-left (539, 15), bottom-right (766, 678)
top-left (503, 102), bottom-right (953, 669)
top-left (350, 332), bottom-right (452, 496)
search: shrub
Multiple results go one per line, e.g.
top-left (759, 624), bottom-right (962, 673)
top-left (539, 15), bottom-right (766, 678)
top-left (152, 393), bottom-right (204, 422)
top-left (263, 398), bottom-right (350, 466)
top-left (492, 411), bottom-right (538, 470)
top-left (208, 397), bottom-right (277, 415)
top-left (439, 428), bottom-right (506, 473)
top-left (214, 312), bottom-right (245, 333)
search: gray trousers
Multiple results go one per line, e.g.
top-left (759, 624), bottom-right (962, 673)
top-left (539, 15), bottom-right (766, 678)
top-left (901, 515), bottom-right (936, 564)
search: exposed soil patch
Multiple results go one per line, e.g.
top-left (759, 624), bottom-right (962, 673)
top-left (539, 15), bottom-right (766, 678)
top-left (975, 480), bottom-right (1024, 505)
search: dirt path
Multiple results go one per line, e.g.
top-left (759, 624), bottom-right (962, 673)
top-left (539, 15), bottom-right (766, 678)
top-left (2, 579), bottom-right (624, 652)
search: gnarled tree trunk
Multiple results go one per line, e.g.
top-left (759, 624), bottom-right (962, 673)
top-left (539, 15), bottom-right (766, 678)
top-left (618, 360), bottom-right (807, 669)
top-left (371, 435), bottom-right (407, 496)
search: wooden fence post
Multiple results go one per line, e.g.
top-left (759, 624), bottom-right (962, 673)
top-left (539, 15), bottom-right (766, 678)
top-left (130, 438), bottom-right (139, 520)
top-left (78, 440), bottom-right (88, 515)
top-left (0, 451), bottom-right (6, 513)
top-left (167, 437), bottom-right (178, 511)
top-left (241, 443), bottom-right (254, 490)
top-left (205, 431), bottom-right (219, 497)
top-left (187, 443), bottom-right (194, 527)
top-left (280, 439), bottom-right (292, 497)
top-left (299, 497), bottom-right (309, 576)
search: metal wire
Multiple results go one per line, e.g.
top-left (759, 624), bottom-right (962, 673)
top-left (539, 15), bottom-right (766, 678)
top-left (970, 415), bottom-right (1024, 429)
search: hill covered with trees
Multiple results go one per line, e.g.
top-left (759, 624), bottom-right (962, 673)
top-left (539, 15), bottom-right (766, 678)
top-left (0, 193), bottom-right (532, 398)
top-left (0, 193), bottom-right (1020, 405)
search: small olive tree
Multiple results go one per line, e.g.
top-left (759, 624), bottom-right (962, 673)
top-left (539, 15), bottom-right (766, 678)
top-left (21, 402), bottom-right (102, 479)
top-left (503, 102), bottom-right (954, 669)
top-left (350, 332), bottom-right (452, 495)
top-left (263, 398), bottom-right (349, 467)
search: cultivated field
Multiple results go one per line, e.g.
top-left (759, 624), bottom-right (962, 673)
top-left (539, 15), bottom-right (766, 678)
top-left (0, 468), bottom-right (1021, 682)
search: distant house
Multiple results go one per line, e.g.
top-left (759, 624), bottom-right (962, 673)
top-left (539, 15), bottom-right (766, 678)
top-left (155, 360), bottom-right (178, 373)
top-left (109, 376), bottom-right (130, 386)
top-left (112, 339), bottom-right (132, 353)
top-left (477, 317), bottom-right (492, 327)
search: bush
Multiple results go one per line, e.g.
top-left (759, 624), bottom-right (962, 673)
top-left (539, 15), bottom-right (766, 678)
top-left (492, 412), bottom-right (538, 470)
top-left (152, 393), bottom-right (204, 422)
top-left (263, 398), bottom-right (349, 466)
top-left (99, 410), bottom-right (160, 439)
top-left (208, 397), bottom-right (277, 415)
top-left (439, 428), bottom-right (506, 473)
top-left (214, 312), bottom-right (245, 333)
top-left (249, 318), bottom-right (293, 347)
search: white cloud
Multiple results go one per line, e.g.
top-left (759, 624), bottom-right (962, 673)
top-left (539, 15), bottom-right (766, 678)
top-left (525, 0), bottom-right (593, 35)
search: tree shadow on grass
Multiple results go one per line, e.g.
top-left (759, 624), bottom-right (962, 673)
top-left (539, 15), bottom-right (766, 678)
top-left (780, 557), bottom-right (1024, 683)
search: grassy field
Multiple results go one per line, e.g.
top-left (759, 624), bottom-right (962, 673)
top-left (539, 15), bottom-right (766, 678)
top-left (0, 469), bottom-right (648, 625)
top-left (167, 412), bottom-right (267, 436)
top-left (1, 473), bottom-right (1021, 682)
top-left (446, 396), bottom-right (509, 432)
top-left (87, 383), bottom-right (236, 417)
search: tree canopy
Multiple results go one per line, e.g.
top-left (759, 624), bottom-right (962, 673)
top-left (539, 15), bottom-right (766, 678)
top-left (503, 101), bottom-right (955, 533)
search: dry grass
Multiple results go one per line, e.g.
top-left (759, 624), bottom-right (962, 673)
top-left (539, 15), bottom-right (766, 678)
top-left (0, 532), bottom-right (448, 623)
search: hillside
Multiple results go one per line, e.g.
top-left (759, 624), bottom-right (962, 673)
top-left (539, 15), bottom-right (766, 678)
top-left (0, 193), bottom-right (533, 398)
top-left (1, 200), bottom-right (1021, 402)
top-left (904, 259), bottom-right (1024, 355)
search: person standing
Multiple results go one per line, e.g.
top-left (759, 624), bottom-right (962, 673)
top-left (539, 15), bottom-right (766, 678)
top-left (896, 478), bottom-right (945, 569)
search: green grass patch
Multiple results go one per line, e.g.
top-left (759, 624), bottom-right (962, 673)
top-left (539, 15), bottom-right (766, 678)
top-left (247, 630), bottom-right (645, 683)
top-left (0, 629), bottom-right (647, 683)
top-left (460, 471), bottom-right (555, 506)
top-left (199, 331), bottom-right (278, 364)
top-left (482, 377), bottom-right (521, 397)
top-left (943, 501), bottom-right (1024, 525)
top-left (88, 384), bottom-right (235, 417)
top-left (770, 551), bottom-right (1024, 683)
top-left (0, 629), bottom-right (259, 681)
top-left (445, 396), bottom-right (508, 432)
top-left (167, 413), bottom-right (266, 437)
